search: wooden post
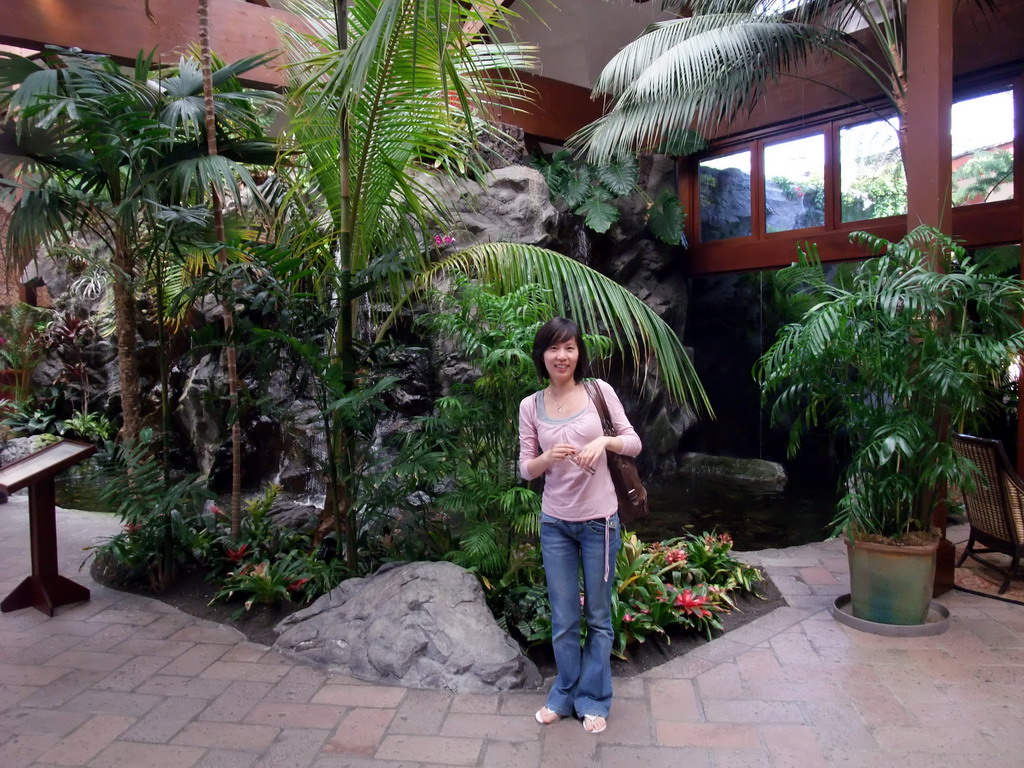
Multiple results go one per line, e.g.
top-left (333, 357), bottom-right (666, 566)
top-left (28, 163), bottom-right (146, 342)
top-left (905, 0), bottom-right (955, 596)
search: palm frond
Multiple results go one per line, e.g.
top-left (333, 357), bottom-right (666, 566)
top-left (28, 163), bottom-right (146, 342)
top-left (419, 242), bottom-right (711, 413)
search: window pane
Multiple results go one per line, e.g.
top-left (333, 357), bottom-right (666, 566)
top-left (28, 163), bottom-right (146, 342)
top-left (840, 119), bottom-right (906, 222)
top-left (953, 90), bottom-right (1014, 207)
top-left (699, 151), bottom-right (752, 242)
top-left (764, 134), bottom-right (825, 233)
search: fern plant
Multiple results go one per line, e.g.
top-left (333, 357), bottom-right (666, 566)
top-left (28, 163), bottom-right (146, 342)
top-left (531, 150), bottom-right (685, 241)
top-left (407, 277), bottom-right (551, 582)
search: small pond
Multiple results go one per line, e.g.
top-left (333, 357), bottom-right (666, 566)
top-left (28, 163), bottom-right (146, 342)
top-left (632, 474), bottom-right (839, 552)
top-left (55, 463), bottom-right (839, 551)
top-left (54, 460), bottom-right (119, 514)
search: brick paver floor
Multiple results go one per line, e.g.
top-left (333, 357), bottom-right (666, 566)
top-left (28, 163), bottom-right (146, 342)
top-left (0, 495), bottom-right (1021, 767)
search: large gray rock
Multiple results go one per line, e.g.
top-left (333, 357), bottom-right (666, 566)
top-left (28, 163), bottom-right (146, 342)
top-left (678, 452), bottom-right (787, 488)
top-left (274, 561), bottom-right (542, 693)
top-left (420, 166), bottom-right (558, 248)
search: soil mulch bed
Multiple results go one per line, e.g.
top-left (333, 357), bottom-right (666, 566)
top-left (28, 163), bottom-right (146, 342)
top-left (97, 562), bottom-right (785, 678)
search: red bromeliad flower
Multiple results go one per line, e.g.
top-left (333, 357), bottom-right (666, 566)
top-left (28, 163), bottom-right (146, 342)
top-left (287, 578), bottom-right (310, 592)
top-left (123, 522), bottom-right (141, 534)
top-left (623, 613), bottom-right (634, 623)
top-left (225, 544), bottom-right (249, 563)
top-left (673, 588), bottom-right (712, 618)
top-left (665, 548), bottom-right (687, 565)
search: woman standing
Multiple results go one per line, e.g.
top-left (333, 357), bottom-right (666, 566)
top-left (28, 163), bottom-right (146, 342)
top-left (518, 317), bottom-right (642, 734)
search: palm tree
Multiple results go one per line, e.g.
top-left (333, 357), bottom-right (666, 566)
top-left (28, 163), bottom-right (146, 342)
top-left (0, 48), bottom-right (278, 443)
top-left (272, 0), bottom-right (711, 567)
top-left (197, 0), bottom-right (244, 539)
top-left (573, 0), bottom-right (991, 164)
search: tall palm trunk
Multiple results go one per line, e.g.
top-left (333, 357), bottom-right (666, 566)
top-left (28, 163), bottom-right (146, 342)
top-left (112, 239), bottom-right (141, 442)
top-left (198, 0), bottom-right (243, 539)
top-left (330, 0), bottom-right (357, 570)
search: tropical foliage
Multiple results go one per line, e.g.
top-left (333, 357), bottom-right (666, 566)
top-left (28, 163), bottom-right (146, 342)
top-left (0, 47), bottom-right (280, 440)
top-left (265, 0), bottom-right (710, 567)
top-left (572, 0), bottom-right (992, 163)
top-left (757, 226), bottom-right (1024, 540)
top-left (0, 303), bottom-right (49, 373)
top-left (531, 150), bottom-right (685, 241)
top-left (405, 277), bottom-right (550, 581)
top-left (507, 528), bottom-right (763, 660)
top-left (953, 150), bottom-right (1014, 206)
top-left (90, 429), bottom-right (214, 591)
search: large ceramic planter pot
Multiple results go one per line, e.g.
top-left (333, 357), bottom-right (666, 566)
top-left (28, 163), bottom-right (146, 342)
top-left (845, 536), bottom-right (938, 625)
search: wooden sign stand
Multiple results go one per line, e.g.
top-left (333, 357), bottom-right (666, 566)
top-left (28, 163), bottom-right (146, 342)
top-left (0, 440), bottom-right (97, 616)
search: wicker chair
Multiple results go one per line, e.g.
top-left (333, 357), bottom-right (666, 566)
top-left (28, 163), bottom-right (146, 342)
top-left (951, 433), bottom-right (1024, 594)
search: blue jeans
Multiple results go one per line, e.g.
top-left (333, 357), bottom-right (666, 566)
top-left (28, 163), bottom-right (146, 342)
top-left (540, 513), bottom-right (620, 718)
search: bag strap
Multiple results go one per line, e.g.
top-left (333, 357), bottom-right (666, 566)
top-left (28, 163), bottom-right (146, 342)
top-left (584, 380), bottom-right (617, 437)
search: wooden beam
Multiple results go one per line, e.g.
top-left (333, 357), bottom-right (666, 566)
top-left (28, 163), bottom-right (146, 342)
top-left (905, 0), bottom-right (954, 234)
top-left (492, 72), bottom-right (603, 144)
top-left (0, 0), bottom-right (299, 88)
top-left (683, 203), bottom-right (1023, 276)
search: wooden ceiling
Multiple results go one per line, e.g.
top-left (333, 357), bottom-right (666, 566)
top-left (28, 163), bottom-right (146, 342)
top-left (1, 0), bottom-right (1021, 143)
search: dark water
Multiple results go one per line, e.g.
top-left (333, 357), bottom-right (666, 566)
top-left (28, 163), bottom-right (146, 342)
top-left (55, 462), bottom-right (840, 551)
top-left (631, 474), bottom-right (839, 551)
top-left (55, 460), bottom-right (120, 514)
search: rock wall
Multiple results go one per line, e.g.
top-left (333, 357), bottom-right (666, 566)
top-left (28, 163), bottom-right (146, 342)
top-left (25, 156), bottom-right (698, 489)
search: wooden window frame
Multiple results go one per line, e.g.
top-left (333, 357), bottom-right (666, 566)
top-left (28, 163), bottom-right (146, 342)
top-left (682, 73), bottom-right (1022, 276)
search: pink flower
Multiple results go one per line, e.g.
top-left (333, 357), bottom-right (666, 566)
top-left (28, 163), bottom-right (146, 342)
top-left (623, 613), bottom-right (634, 623)
top-left (665, 548), bottom-right (687, 565)
top-left (287, 578), bottom-right (310, 592)
top-left (673, 588), bottom-right (712, 618)
top-left (210, 504), bottom-right (224, 517)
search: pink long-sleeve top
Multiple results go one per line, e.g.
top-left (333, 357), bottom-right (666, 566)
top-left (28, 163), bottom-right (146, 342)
top-left (518, 378), bottom-right (642, 522)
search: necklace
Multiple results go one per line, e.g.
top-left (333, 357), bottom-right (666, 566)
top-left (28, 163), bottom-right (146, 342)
top-left (548, 384), bottom-right (577, 414)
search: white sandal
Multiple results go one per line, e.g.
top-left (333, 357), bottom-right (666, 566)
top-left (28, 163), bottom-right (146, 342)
top-left (582, 714), bottom-right (607, 733)
top-left (535, 706), bottom-right (562, 725)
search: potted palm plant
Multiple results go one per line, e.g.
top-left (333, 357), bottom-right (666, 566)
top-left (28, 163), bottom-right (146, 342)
top-left (757, 226), bottom-right (1024, 626)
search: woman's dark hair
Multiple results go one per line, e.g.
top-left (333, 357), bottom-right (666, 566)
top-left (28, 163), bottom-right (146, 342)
top-left (532, 316), bottom-right (589, 383)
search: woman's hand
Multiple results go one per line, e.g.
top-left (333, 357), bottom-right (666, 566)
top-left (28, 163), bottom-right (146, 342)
top-left (576, 436), bottom-right (620, 472)
top-left (543, 443), bottom-right (579, 469)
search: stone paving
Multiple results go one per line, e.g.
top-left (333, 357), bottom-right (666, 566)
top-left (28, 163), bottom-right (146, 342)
top-left (1, 495), bottom-right (1022, 767)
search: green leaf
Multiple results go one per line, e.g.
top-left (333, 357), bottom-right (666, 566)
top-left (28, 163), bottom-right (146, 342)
top-left (561, 164), bottom-right (592, 208)
top-left (594, 155), bottom-right (638, 196)
top-left (647, 188), bottom-right (685, 244)
top-left (575, 188), bottom-right (618, 233)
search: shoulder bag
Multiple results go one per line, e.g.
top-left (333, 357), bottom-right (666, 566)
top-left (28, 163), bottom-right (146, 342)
top-left (584, 380), bottom-right (649, 524)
